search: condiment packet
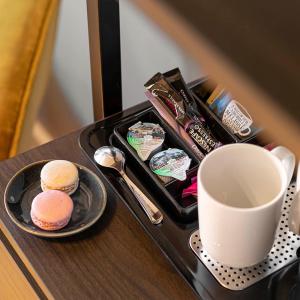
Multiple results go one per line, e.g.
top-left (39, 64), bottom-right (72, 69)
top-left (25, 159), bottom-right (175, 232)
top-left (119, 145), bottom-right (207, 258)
top-left (127, 121), bottom-right (165, 161)
top-left (145, 72), bottom-right (221, 155)
top-left (206, 87), bottom-right (260, 139)
top-left (145, 90), bottom-right (205, 160)
top-left (164, 68), bottom-right (205, 122)
top-left (149, 148), bottom-right (191, 182)
top-left (182, 176), bottom-right (197, 199)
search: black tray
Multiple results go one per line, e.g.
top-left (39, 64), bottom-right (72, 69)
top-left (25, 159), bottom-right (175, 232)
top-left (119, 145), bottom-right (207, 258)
top-left (78, 81), bottom-right (274, 300)
top-left (113, 108), bottom-right (199, 221)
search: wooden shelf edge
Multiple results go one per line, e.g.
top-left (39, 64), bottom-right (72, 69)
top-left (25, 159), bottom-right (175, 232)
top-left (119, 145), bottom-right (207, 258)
top-left (0, 219), bottom-right (54, 300)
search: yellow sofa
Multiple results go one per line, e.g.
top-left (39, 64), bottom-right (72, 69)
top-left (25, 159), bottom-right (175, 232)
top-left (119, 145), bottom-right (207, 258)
top-left (0, 0), bottom-right (59, 160)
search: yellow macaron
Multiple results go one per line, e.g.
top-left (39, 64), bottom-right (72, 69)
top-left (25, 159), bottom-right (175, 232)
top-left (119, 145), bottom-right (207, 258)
top-left (40, 160), bottom-right (79, 195)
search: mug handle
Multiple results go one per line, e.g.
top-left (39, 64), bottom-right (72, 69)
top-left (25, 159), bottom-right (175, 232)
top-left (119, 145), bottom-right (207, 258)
top-left (238, 126), bottom-right (252, 137)
top-left (271, 146), bottom-right (295, 188)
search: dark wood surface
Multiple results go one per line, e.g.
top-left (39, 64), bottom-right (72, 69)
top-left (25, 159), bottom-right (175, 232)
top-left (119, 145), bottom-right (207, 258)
top-left (0, 131), bottom-right (196, 299)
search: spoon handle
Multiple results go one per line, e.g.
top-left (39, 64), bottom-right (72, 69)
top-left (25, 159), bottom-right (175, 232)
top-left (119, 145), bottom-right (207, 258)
top-left (121, 172), bottom-right (163, 225)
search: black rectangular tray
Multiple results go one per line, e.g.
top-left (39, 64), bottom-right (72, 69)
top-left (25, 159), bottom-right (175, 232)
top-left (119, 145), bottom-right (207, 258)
top-left (78, 80), bottom-right (273, 300)
top-left (113, 108), bottom-right (199, 221)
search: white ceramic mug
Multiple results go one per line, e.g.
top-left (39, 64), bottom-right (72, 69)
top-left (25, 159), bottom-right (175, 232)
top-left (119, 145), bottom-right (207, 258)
top-left (198, 144), bottom-right (295, 268)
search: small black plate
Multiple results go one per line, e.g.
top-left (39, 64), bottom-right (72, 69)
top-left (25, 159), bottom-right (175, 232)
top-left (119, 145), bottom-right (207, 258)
top-left (4, 160), bottom-right (107, 238)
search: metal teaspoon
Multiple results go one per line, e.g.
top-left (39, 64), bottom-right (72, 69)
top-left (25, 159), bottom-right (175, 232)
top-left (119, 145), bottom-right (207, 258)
top-left (94, 146), bottom-right (163, 225)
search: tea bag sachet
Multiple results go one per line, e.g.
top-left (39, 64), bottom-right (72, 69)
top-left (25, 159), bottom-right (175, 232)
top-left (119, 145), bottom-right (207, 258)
top-left (206, 86), bottom-right (260, 138)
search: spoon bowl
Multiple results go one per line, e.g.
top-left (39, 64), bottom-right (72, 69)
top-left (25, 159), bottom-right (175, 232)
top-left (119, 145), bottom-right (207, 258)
top-left (94, 146), bottom-right (125, 172)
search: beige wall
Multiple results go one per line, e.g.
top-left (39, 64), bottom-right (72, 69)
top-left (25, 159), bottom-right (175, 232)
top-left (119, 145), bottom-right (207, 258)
top-left (51, 0), bottom-right (201, 125)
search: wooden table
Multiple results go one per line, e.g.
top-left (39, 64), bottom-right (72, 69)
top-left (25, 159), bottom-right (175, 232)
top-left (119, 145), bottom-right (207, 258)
top-left (0, 131), bottom-right (197, 299)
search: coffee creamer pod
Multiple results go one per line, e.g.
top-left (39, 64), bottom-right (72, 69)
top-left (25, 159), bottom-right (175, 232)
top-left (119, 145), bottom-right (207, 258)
top-left (149, 148), bottom-right (191, 182)
top-left (127, 122), bottom-right (165, 161)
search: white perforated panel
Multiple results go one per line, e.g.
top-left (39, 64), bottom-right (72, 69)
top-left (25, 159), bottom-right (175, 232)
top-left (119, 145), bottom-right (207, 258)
top-left (190, 183), bottom-right (300, 290)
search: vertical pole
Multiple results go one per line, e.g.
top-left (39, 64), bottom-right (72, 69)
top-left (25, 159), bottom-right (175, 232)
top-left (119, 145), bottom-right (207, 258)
top-left (87, 0), bottom-right (122, 120)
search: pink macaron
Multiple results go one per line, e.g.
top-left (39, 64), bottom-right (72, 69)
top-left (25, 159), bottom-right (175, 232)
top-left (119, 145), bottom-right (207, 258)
top-left (30, 190), bottom-right (74, 231)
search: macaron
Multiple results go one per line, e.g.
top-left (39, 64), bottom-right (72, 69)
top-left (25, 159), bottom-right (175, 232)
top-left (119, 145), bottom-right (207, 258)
top-left (41, 160), bottom-right (79, 195)
top-left (30, 190), bottom-right (74, 231)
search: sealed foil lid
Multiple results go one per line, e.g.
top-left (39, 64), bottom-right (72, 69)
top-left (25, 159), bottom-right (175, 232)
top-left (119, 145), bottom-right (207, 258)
top-left (149, 148), bottom-right (191, 181)
top-left (127, 122), bottom-right (165, 161)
